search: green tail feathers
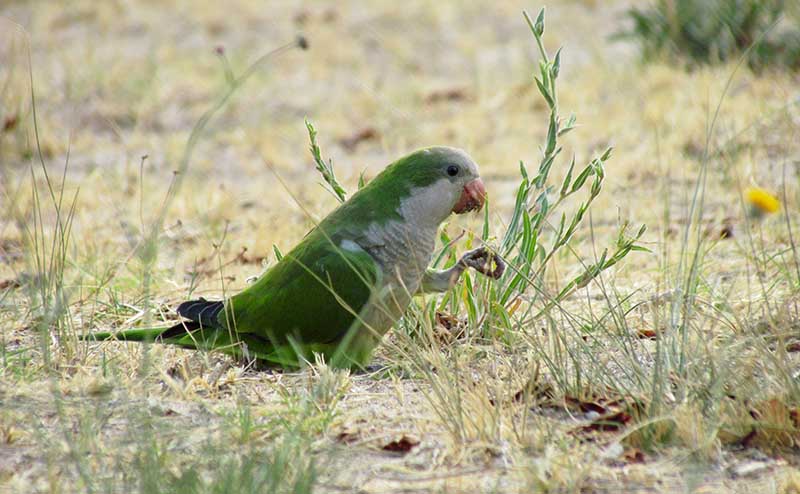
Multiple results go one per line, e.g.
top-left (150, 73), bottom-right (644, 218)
top-left (79, 300), bottom-right (370, 369)
top-left (79, 299), bottom-right (224, 350)
top-left (80, 321), bottom-right (212, 351)
top-left (81, 327), bottom-right (174, 342)
top-left (80, 323), bottom-right (311, 368)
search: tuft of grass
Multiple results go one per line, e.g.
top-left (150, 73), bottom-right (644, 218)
top-left (373, 8), bottom-right (651, 456)
top-left (305, 119), bottom-right (348, 203)
top-left (618, 0), bottom-right (800, 70)
top-left (8, 47), bottom-right (80, 371)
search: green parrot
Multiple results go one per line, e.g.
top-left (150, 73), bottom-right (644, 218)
top-left (84, 146), bottom-right (503, 369)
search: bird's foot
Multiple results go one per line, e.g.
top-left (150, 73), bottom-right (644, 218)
top-left (458, 247), bottom-right (505, 279)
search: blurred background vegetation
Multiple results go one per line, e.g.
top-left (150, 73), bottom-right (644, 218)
top-left (620, 0), bottom-right (800, 70)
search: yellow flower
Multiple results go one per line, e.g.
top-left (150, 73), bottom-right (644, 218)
top-left (745, 187), bottom-right (780, 216)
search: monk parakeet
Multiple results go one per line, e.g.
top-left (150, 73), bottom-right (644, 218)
top-left (85, 146), bottom-right (503, 369)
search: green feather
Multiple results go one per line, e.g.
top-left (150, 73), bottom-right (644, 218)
top-left (84, 328), bottom-right (169, 342)
top-left (304, 146), bottom-right (470, 237)
top-left (223, 235), bottom-right (382, 366)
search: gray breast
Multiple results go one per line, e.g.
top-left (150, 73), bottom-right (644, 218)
top-left (362, 219), bottom-right (437, 294)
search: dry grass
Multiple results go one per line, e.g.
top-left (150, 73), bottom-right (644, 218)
top-left (2, 1), bottom-right (800, 492)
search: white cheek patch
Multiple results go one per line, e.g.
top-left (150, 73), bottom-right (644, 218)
top-left (398, 179), bottom-right (458, 227)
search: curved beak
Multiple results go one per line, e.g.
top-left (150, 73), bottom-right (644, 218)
top-left (452, 178), bottom-right (486, 214)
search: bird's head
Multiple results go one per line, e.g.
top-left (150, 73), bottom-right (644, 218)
top-left (330, 146), bottom-right (486, 231)
top-left (385, 146), bottom-right (486, 224)
top-left (434, 147), bottom-right (486, 215)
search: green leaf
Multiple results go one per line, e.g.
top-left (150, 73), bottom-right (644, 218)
top-left (593, 159), bottom-right (605, 180)
top-left (570, 165), bottom-right (594, 193)
top-left (590, 176), bottom-right (602, 198)
top-left (545, 110), bottom-right (558, 155)
top-left (534, 9), bottom-right (545, 36)
top-left (539, 60), bottom-right (550, 86)
top-left (534, 190), bottom-right (549, 216)
top-left (432, 229), bottom-right (454, 267)
top-left (464, 272), bottom-right (477, 323)
top-left (522, 209), bottom-right (533, 255)
top-left (482, 198), bottom-right (490, 241)
top-left (558, 113), bottom-right (577, 136)
top-left (535, 153), bottom-right (556, 188)
top-left (552, 47), bottom-right (562, 79)
top-left (523, 10), bottom-right (538, 37)
top-left (560, 156), bottom-right (576, 197)
top-left (534, 77), bottom-right (554, 108)
top-left (501, 172), bottom-right (530, 254)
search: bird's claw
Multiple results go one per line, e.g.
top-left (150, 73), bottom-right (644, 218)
top-left (458, 247), bottom-right (505, 280)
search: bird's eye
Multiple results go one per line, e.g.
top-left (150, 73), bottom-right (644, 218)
top-left (446, 165), bottom-right (459, 177)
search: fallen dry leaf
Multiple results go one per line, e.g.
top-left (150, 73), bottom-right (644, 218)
top-left (382, 435), bottom-right (419, 454)
top-left (335, 431), bottom-right (359, 444)
top-left (622, 447), bottom-right (646, 464)
top-left (234, 246), bottom-right (266, 265)
top-left (742, 398), bottom-right (800, 450)
top-left (0, 279), bottom-right (21, 290)
top-left (186, 246), bottom-right (264, 279)
top-left (508, 381), bottom-right (555, 405)
top-left (636, 328), bottom-right (658, 340)
top-left (506, 297), bottom-right (523, 315)
top-left (2, 114), bottom-right (18, 132)
top-left (577, 410), bottom-right (633, 434)
top-left (434, 311), bottom-right (467, 343)
top-left (565, 395), bottom-right (611, 414)
top-left (424, 87), bottom-right (471, 104)
top-left (564, 390), bottom-right (645, 438)
top-left (338, 127), bottom-right (379, 151)
top-left (719, 223), bottom-right (734, 239)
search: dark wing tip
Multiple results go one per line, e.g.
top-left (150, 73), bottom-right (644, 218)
top-left (176, 298), bottom-right (224, 327)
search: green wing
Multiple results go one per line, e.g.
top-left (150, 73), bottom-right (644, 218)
top-left (223, 232), bottom-right (381, 353)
